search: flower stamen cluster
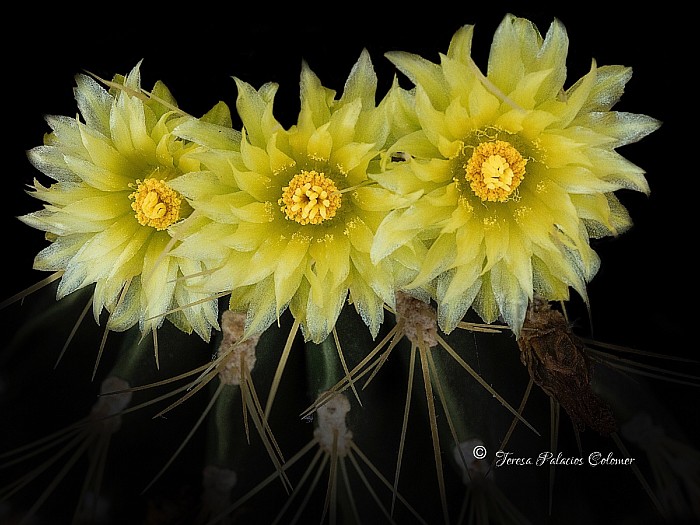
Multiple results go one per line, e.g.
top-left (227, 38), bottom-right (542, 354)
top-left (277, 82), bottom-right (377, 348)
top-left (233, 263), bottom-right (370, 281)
top-left (279, 170), bottom-right (341, 225)
top-left (464, 140), bottom-right (526, 202)
top-left (129, 178), bottom-right (182, 230)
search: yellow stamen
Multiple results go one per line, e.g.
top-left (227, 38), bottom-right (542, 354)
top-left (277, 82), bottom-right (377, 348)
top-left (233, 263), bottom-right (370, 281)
top-left (279, 170), bottom-right (341, 225)
top-left (465, 140), bottom-right (526, 202)
top-left (129, 178), bottom-right (182, 230)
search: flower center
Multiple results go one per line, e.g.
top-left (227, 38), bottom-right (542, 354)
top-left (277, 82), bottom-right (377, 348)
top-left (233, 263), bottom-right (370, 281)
top-left (279, 170), bottom-right (341, 225)
top-left (129, 178), bottom-right (182, 230)
top-left (465, 140), bottom-right (526, 202)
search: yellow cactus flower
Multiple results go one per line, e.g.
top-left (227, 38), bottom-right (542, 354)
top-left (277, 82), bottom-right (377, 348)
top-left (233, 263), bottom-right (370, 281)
top-left (170, 50), bottom-right (421, 343)
top-left (371, 14), bottom-right (660, 334)
top-left (20, 63), bottom-right (219, 340)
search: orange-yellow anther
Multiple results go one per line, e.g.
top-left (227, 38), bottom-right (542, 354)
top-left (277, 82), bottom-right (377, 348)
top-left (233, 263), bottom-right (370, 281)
top-left (129, 178), bottom-right (181, 230)
top-left (279, 170), bottom-right (341, 225)
top-left (465, 140), bottom-right (527, 202)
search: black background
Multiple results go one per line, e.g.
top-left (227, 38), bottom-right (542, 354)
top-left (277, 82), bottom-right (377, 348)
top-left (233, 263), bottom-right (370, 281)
top-left (1, 3), bottom-right (695, 524)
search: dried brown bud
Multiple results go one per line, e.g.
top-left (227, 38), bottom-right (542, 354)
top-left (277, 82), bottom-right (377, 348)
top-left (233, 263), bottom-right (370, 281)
top-left (517, 299), bottom-right (616, 436)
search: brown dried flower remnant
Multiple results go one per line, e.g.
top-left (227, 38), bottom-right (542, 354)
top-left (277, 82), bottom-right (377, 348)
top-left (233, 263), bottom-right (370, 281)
top-left (517, 299), bottom-right (617, 435)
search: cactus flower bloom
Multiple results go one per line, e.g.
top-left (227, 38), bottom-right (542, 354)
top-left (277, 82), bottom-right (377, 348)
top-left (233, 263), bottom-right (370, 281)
top-left (371, 14), bottom-right (660, 334)
top-left (170, 51), bottom-right (420, 343)
top-left (21, 64), bottom-right (219, 340)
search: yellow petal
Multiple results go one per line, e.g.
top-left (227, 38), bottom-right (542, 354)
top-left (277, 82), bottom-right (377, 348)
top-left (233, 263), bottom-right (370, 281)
top-left (274, 235), bottom-right (311, 313)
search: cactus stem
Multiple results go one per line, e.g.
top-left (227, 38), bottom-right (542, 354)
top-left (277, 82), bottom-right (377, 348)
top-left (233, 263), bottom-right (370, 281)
top-left (361, 321), bottom-right (405, 390)
top-left (133, 311), bottom-right (292, 496)
top-left (141, 380), bottom-right (226, 495)
top-left (309, 295), bottom-right (539, 523)
top-left (219, 311), bottom-right (290, 491)
top-left (214, 392), bottom-right (429, 524)
top-left (112, 329), bottom-right (251, 420)
top-left (389, 295), bottom-right (446, 511)
top-left (299, 322), bottom-right (403, 420)
top-left (333, 328), bottom-right (361, 407)
top-left (218, 310), bottom-right (291, 492)
top-left (426, 347), bottom-right (474, 485)
top-left (437, 334), bottom-right (540, 436)
top-left (305, 297), bottom-right (534, 523)
top-left (240, 366), bottom-right (292, 493)
top-left (271, 394), bottom-right (354, 523)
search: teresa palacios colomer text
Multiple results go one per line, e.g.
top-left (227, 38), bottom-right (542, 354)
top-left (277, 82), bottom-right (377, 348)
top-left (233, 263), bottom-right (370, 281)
top-left (495, 450), bottom-right (636, 467)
